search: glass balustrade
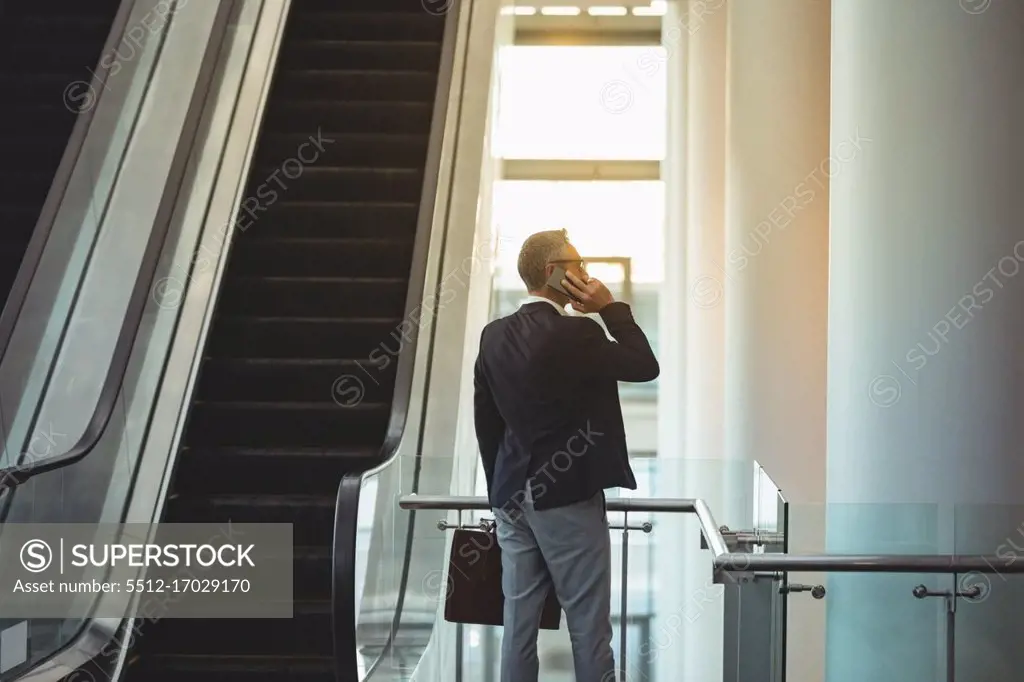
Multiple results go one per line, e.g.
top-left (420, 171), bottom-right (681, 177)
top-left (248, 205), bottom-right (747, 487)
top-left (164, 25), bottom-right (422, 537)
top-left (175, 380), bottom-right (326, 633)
top-left (767, 501), bottom-right (1024, 682)
top-left (348, 455), bottom-right (775, 682)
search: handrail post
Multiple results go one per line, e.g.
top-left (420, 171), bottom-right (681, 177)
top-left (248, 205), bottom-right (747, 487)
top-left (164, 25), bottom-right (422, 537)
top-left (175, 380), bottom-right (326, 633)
top-left (609, 516), bottom-right (652, 681)
top-left (618, 510), bottom-right (629, 682)
top-left (946, 593), bottom-right (955, 682)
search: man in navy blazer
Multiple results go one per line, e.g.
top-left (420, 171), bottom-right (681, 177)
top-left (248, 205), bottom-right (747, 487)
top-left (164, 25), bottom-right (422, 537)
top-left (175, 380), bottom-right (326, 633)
top-left (474, 229), bottom-right (659, 682)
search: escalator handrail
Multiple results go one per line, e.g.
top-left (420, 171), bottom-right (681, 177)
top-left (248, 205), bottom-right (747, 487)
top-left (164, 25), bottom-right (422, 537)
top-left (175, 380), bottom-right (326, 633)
top-left (0, 0), bottom-right (237, 495)
top-left (331, 2), bottom-right (466, 679)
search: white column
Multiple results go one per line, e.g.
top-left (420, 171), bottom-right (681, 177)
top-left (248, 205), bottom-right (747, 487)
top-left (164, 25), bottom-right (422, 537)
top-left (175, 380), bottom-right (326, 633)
top-left (826, 1), bottom-right (1024, 680)
top-left (656, 2), bottom-right (748, 682)
top-left (651, 1), bottom-right (690, 681)
top-left (723, 1), bottom-right (830, 681)
top-left (684, 0), bottom-right (726, 468)
top-left (656, 4), bottom-right (689, 470)
top-left (671, 2), bottom-right (735, 682)
top-left (723, 0), bottom-right (829, 502)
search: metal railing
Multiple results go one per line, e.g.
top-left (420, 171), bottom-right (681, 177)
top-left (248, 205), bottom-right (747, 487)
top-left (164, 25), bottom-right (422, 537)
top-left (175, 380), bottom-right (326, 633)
top-left (398, 494), bottom-right (1024, 576)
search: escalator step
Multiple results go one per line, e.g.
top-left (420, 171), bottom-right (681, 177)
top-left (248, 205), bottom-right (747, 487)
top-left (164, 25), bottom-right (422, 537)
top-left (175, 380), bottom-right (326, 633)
top-left (228, 237), bottom-right (415, 277)
top-left (205, 317), bottom-right (408, 359)
top-left (215, 276), bottom-right (408, 317)
top-left (292, 547), bottom-right (333, 600)
top-left (3, 0), bottom-right (121, 13)
top-left (256, 132), bottom-right (430, 169)
top-left (3, 104), bottom-right (78, 134)
top-left (249, 201), bottom-right (420, 238)
top-left (0, 137), bottom-right (68, 168)
top-left (126, 655), bottom-right (335, 682)
top-left (172, 447), bottom-right (378, 496)
top-left (277, 39), bottom-right (442, 71)
top-left (243, 166), bottom-right (425, 202)
top-left (262, 100), bottom-right (434, 134)
top-left (288, 12), bottom-right (445, 42)
top-left (3, 41), bottom-right (118, 70)
top-left (165, 495), bottom-right (335, 546)
top-left (0, 171), bottom-right (62, 203)
top-left (273, 69), bottom-right (438, 101)
top-left (0, 219), bottom-right (37, 248)
top-left (141, 602), bottom-right (332, 655)
top-left (197, 357), bottom-right (399, 403)
top-left (297, 0), bottom-right (447, 10)
top-left (0, 73), bottom-right (92, 101)
top-left (187, 401), bottom-right (390, 448)
top-left (9, 15), bottom-right (116, 43)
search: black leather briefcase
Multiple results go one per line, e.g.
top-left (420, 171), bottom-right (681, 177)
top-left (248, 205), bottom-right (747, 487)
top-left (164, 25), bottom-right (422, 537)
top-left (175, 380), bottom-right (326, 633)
top-left (443, 527), bottom-right (561, 630)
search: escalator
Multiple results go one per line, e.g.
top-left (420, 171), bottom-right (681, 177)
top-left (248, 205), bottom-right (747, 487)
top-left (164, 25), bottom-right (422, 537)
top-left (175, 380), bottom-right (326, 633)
top-left (0, 0), bottom-right (122, 314)
top-left (121, 1), bottom-right (446, 680)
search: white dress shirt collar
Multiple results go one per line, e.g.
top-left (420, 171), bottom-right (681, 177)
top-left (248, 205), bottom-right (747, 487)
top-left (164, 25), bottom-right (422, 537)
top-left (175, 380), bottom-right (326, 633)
top-left (519, 295), bottom-right (569, 316)
top-left (517, 295), bottom-right (616, 342)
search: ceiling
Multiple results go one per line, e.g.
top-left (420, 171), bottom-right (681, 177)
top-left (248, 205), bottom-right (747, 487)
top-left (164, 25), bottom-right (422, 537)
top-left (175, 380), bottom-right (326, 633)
top-left (508, 0), bottom-right (665, 44)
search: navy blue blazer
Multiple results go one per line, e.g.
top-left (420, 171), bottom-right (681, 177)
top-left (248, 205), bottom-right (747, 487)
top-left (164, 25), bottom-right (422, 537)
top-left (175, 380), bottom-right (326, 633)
top-left (474, 300), bottom-right (659, 511)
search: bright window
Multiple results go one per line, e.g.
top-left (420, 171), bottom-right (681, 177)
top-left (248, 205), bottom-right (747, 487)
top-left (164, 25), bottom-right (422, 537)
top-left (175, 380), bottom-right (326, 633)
top-left (490, 181), bottom-right (663, 395)
top-left (493, 46), bottom-right (667, 160)
top-left (491, 181), bottom-right (665, 289)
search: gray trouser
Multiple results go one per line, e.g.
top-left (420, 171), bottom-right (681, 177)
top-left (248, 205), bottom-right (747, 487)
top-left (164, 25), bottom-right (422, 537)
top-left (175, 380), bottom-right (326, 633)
top-left (493, 489), bottom-right (615, 682)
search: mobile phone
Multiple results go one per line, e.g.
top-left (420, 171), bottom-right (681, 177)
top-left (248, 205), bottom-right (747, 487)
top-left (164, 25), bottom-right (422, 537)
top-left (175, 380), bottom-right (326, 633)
top-left (546, 265), bottom-right (581, 302)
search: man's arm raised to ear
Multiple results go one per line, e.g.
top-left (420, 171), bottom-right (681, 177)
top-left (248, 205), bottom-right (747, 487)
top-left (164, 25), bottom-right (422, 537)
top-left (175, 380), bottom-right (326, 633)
top-left (561, 272), bottom-right (659, 383)
top-left (569, 303), bottom-right (660, 383)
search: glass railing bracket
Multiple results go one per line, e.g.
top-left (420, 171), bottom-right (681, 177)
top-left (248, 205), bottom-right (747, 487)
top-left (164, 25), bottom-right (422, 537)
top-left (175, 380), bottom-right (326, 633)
top-left (912, 583), bottom-right (984, 603)
top-left (781, 583), bottom-right (826, 599)
top-left (436, 518), bottom-right (496, 532)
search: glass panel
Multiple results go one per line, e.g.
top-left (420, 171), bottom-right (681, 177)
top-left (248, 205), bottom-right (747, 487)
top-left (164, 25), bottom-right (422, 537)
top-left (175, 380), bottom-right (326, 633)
top-left (952, 504), bottom-right (1024, 682)
top-left (753, 461), bottom-right (782, 534)
top-left (786, 502), bottom-right (947, 682)
top-left (725, 502), bottom-right (1024, 682)
top-left (356, 454), bottom-right (455, 681)
top-left (493, 46), bottom-right (667, 160)
top-left (637, 458), bottom-right (754, 682)
top-left (0, 1), bottom-right (250, 675)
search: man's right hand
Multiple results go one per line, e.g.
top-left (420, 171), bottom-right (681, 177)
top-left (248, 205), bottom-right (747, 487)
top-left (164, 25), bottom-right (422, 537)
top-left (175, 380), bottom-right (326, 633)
top-left (562, 271), bottom-right (615, 314)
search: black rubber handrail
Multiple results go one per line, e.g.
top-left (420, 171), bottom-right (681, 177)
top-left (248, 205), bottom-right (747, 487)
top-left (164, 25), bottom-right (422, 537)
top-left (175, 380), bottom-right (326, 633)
top-left (331, 2), bottom-right (465, 680)
top-left (0, 0), bottom-right (237, 495)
